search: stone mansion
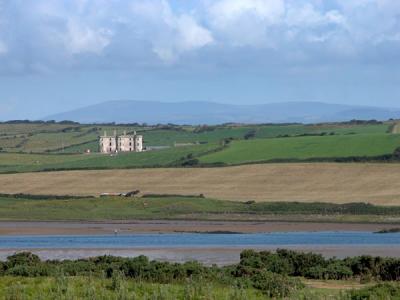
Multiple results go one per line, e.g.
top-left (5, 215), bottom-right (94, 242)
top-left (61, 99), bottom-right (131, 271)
top-left (99, 131), bottom-right (143, 153)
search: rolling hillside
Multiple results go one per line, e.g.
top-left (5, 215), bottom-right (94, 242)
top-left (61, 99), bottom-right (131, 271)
top-left (45, 100), bottom-right (400, 124)
top-left (0, 121), bottom-right (398, 173)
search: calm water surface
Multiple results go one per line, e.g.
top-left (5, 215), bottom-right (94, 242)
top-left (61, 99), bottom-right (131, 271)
top-left (0, 231), bottom-right (399, 249)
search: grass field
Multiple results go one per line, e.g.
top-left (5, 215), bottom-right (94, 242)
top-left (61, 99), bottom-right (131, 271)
top-left (0, 122), bottom-right (391, 154)
top-left (1, 163), bottom-right (400, 205)
top-left (0, 195), bottom-right (399, 222)
top-left (200, 133), bottom-right (400, 164)
top-left (0, 276), bottom-right (375, 299)
top-left (0, 274), bottom-right (369, 300)
top-left (0, 123), bottom-right (148, 153)
top-left (0, 121), bottom-right (397, 175)
top-left (0, 276), bottom-right (268, 300)
top-left (0, 143), bottom-right (218, 173)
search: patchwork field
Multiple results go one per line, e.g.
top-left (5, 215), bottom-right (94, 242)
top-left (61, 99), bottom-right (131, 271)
top-left (0, 121), bottom-right (390, 154)
top-left (1, 163), bottom-right (400, 205)
top-left (0, 143), bottom-right (218, 173)
top-left (0, 121), bottom-right (398, 173)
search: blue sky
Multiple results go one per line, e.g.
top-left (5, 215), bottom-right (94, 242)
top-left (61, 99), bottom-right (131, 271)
top-left (0, 0), bottom-right (399, 120)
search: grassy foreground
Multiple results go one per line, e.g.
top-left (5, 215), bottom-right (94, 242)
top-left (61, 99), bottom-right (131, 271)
top-left (0, 276), bottom-right (368, 300)
top-left (0, 277), bottom-right (267, 300)
top-left (0, 250), bottom-right (399, 299)
top-left (0, 194), bottom-right (400, 223)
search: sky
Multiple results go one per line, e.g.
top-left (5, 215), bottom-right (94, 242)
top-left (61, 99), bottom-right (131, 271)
top-left (0, 0), bottom-right (400, 120)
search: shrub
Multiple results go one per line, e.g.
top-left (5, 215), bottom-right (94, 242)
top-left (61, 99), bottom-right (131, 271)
top-left (251, 270), bottom-right (303, 297)
top-left (348, 283), bottom-right (400, 300)
top-left (181, 158), bottom-right (199, 166)
top-left (324, 262), bottom-right (353, 280)
top-left (6, 252), bottom-right (41, 267)
top-left (262, 254), bottom-right (293, 275)
top-left (305, 266), bottom-right (325, 279)
top-left (275, 249), bottom-right (326, 276)
top-left (244, 130), bottom-right (256, 140)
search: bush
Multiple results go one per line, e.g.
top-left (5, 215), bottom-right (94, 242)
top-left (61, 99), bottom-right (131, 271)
top-left (348, 283), bottom-right (400, 300)
top-left (0, 248), bottom-right (398, 299)
top-left (6, 264), bottom-right (53, 277)
top-left (244, 130), bottom-right (256, 140)
top-left (275, 249), bottom-right (326, 276)
top-left (260, 251), bottom-right (293, 275)
top-left (181, 158), bottom-right (199, 166)
top-left (393, 147), bottom-right (400, 160)
top-left (324, 262), bottom-right (353, 280)
top-left (239, 250), bottom-right (264, 269)
top-left (6, 252), bottom-right (41, 267)
top-left (305, 266), bottom-right (325, 279)
top-left (251, 270), bottom-right (303, 297)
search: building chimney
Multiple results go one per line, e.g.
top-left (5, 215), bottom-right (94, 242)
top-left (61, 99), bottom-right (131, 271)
top-left (114, 130), bottom-right (117, 136)
top-left (124, 130), bottom-right (126, 135)
top-left (104, 131), bottom-right (107, 137)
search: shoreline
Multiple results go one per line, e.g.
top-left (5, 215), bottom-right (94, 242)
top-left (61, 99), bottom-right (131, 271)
top-left (2, 245), bottom-right (400, 265)
top-left (0, 220), bottom-right (395, 235)
top-left (1, 220), bottom-right (399, 264)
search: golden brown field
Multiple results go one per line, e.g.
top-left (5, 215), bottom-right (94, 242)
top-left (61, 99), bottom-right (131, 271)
top-left (1, 163), bottom-right (400, 205)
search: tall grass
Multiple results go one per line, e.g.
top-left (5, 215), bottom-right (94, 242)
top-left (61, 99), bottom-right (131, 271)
top-left (0, 277), bottom-right (266, 300)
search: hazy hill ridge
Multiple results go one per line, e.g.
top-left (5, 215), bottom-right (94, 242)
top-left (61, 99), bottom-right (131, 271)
top-left (45, 100), bottom-right (400, 124)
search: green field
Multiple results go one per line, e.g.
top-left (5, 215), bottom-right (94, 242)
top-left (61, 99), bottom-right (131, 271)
top-left (0, 123), bottom-right (148, 153)
top-left (200, 133), bottom-right (400, 164)
top-left (0, 277), bottom-right (267, 300)
top-left (138, 123), bottom-right (390, 146)
top-left (0, 121), bottom-right (398, 173)
top-left (0, 122), bottom-right (391, 154)
top-left (0, 194), bottom-right (399, 222)
top-left (0, 276), bottom-right (367, 300)
top-left (0, 143), bottom-right (218, 173)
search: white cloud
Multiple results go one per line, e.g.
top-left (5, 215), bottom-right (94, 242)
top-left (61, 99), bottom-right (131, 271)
top-left (205, 0), bottom-right (349, 50)
top-left (285, 3), bottom-right (345, 28)
top-left (153, 15), bottom-right (213, 62)
top-left (209, 0), bottom-right (285, 23)
top-left (132, 0), bottom-right (213, 62)
top-left (336, 0), bottom-right (400, 43)
top-left (64, 19), bottom-right (112, 55)
top-left (0, 0), bottom-right (399, 71)
top-left (208, 0), bottom-right (285, 47)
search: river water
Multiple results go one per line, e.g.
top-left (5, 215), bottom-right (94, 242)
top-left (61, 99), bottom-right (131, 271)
top-left (1, 232), bottom-right (399, 264)
top-left (0, 231), bottom-right (400, 248)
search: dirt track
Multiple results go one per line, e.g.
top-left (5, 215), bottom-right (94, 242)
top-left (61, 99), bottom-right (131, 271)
top-left (1, 163), bottom-right (400, 205)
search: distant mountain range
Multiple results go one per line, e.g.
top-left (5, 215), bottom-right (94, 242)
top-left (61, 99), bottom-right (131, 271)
top-left (44, 100), bottom-right (400, 125)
